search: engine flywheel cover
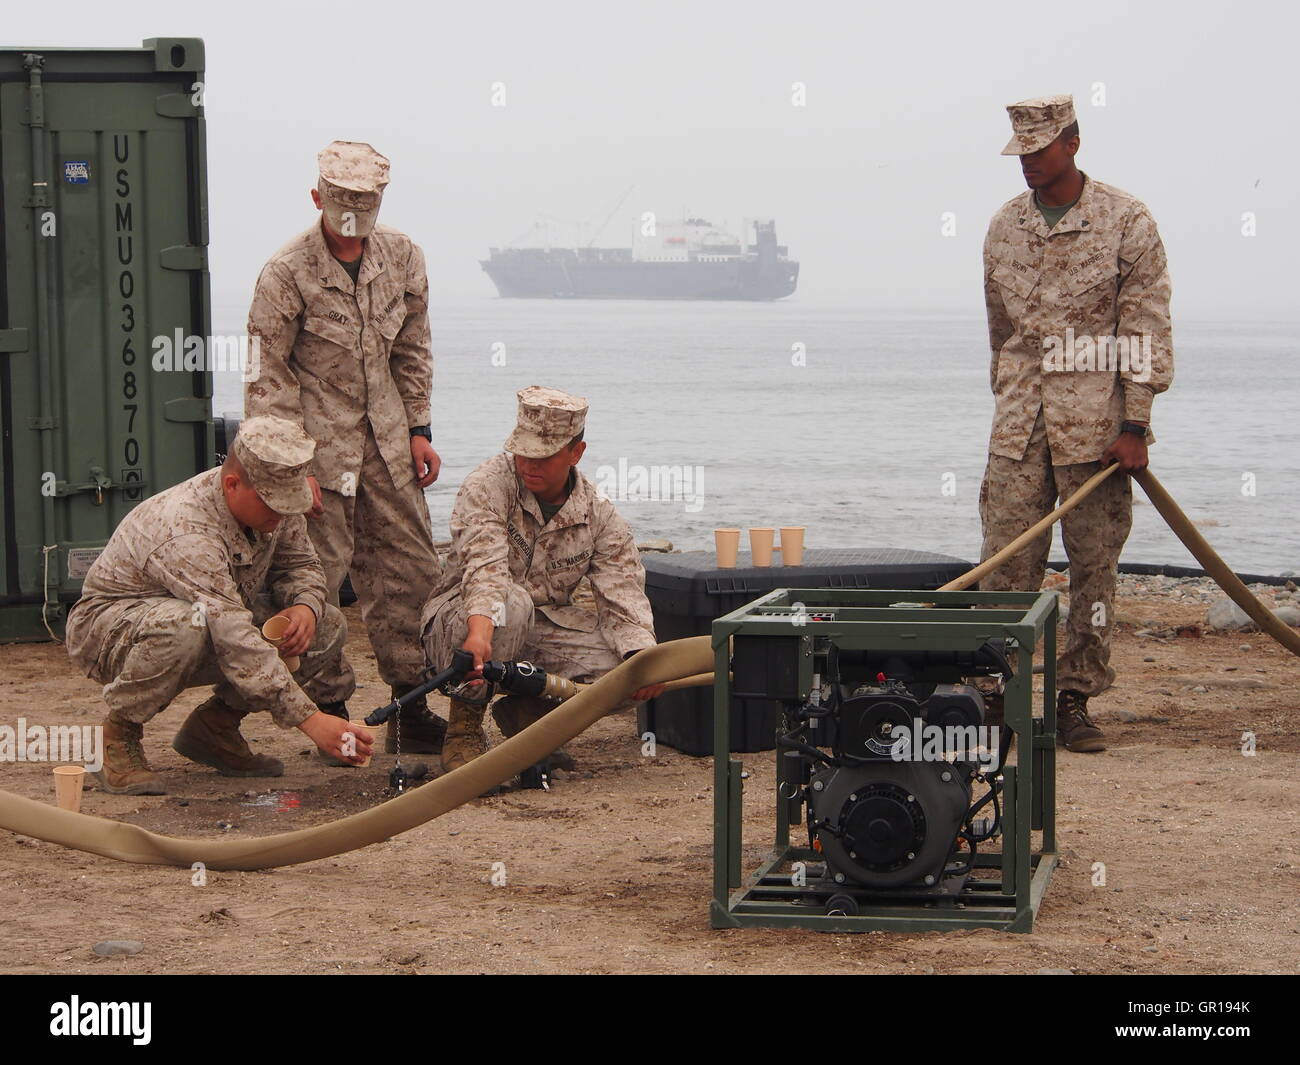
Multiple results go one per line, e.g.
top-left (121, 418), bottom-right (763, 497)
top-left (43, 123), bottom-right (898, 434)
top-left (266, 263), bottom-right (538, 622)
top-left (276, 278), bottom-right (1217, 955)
top-left (840, 783), bottom-right (925, 873)
top-left (810, 760), bottom-right (970, 889)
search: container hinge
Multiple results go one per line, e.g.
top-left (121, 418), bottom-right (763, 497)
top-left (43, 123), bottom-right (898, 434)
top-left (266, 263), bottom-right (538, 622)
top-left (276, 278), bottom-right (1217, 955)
top-left (25, 181), bottom-right (51, 209)
top-left (0, 328), bottom-right (30, 353)
top-left (144, 37), bottom-right (206, 74)
top-left (160, 244), bottom-right (208, 271)
top-left (27, 416), bottom-right (57, 430)
top-left (163, 397), bottom-right (210, 422)
top-left (23, 53), bottom-right (45, 127)
top-left (155, 92), bottom-right (200, 119)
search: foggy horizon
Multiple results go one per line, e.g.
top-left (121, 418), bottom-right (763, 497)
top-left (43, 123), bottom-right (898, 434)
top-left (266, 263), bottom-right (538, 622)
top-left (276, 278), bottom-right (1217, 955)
top-left (6, 0), bottom-right (1296, 320)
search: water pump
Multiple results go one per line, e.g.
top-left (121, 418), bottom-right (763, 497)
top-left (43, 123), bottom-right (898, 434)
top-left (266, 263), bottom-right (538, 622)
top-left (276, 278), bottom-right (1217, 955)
top-left (766, 640), bottom-right (1013, 901)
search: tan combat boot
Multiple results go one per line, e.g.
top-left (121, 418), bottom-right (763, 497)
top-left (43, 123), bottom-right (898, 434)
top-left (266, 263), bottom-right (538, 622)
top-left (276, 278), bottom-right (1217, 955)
top-left (1056, 689), bottom-right (1106, 753)
top-left (492, 694), bottom-right (575, 771)
top-left (172, 696), bottom-right (285, 777)
top-left (440, 697), bottom-right (489, 773)
top-left (96, 713), bottom-right (166, 795)
top-left (385, 686), bottom-right (448, 754)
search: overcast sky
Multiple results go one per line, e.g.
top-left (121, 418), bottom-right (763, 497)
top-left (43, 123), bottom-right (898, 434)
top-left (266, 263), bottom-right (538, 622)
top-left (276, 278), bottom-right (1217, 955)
top-left (8, 0), bottom-right (1297, 317)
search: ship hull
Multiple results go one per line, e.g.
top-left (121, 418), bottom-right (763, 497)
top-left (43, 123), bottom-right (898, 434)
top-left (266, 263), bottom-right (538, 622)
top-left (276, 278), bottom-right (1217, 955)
top-left (480, 256), bottom-right (799, 301)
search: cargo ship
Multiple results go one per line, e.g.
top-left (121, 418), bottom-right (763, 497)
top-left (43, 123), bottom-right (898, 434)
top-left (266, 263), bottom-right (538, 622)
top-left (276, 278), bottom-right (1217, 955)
top-left (480, 217), bottom-right (799, 301)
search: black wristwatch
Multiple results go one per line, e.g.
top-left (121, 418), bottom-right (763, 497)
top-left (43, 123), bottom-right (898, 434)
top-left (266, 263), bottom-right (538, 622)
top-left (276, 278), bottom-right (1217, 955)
top-left (409, 425), bottom-right (432, 441)
top-left (1120, 420), bottom-right (1149, 438)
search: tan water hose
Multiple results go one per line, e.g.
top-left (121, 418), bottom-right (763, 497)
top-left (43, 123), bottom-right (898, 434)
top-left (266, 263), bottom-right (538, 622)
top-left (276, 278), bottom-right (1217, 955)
top-left (0, 636), bottom-right (715, 870)
top-left (940, 465), bottom-right (1300, 655)
top-left (2, 465), bottom-right (1295, 869)
top-left (939, 464), bottom-right (1123, 592)
top-left (1133, 469), bottom-right (1300, 656)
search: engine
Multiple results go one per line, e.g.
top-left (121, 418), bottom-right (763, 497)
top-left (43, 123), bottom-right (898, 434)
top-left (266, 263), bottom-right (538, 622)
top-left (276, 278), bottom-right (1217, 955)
top-left (774, 644), bottom-right (1012, 900)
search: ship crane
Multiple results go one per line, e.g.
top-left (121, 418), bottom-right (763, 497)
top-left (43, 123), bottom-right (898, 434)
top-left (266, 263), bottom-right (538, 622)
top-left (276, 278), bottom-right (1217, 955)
top-left (503, 221), bottom-right (543, 248)
top-left (506, 214), bottom-right (582, 251)
top-left (585, 184), bottom-right (635, 247)
top-left (503, 186), bottom-right (636, 251)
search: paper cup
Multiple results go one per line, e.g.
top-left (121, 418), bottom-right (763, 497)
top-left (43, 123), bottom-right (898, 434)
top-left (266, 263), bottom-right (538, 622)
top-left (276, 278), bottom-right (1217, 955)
top-left (714, 528), bottom-right (740, 569)
top-left (261, 615), bottom-right (300, 672)
top-left (780, 526), bottom-right (806, 566)
top-left (749, 528), bottom-right (775, 567)
top-left (53, 765), bottom-right (85, 813)
top-left (345, 721), bottom-right (377, 768)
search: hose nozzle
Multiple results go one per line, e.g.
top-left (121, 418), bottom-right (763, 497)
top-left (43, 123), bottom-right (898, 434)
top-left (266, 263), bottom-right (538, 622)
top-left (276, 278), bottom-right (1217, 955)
top-left (482, 660), bottom-right (581, 703)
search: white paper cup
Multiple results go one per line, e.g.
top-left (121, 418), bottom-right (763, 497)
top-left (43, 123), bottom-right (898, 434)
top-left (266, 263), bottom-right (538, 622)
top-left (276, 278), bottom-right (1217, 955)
top-left (261, 615), bottom-right (301, 672)
top-left (780, 526), bottom-right (806, 566)
top-left (714, 528), bottom-right (740, 569)
top-left (53, 765), bottom-right (85, 813)
top-left (345, 721), bottom-right (377, 768)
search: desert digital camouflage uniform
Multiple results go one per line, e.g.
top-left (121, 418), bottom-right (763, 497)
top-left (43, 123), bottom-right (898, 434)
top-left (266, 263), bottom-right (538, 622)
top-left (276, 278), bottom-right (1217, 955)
top-left (424, 387), bottom-right (657, 778)
top-left (67, 453), bottom-right (344, 731)
top-left (244, 143), bottom-right (441, 702)
top-left (422, 451), bottom-right (656, 686)
top-left (980, 96), bottom-right (1173, 697)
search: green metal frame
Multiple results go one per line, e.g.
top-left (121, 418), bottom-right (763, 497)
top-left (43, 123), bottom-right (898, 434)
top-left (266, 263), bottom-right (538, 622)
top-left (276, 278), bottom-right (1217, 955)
top-left (709, 587), bottom-right (1058, 933)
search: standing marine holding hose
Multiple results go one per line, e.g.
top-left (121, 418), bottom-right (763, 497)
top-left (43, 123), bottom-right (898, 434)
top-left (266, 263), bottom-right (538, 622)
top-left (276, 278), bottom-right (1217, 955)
top-left (980, 94), bottom-right (1174, 752)
top-left (244, 141), bottom-right (447, 756)
top-left (421, 387), bottom-right (664, 776)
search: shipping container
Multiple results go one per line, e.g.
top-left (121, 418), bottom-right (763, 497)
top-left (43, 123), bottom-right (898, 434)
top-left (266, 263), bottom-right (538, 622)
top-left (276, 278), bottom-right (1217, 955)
top-left (0, 37), bottom-right (212, 640)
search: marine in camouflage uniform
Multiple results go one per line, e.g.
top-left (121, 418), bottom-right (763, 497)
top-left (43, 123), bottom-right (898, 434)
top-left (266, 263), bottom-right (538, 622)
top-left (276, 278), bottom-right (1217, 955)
top-left (66, 417), bottom-right (374, 794)
top-left (421, 386), bottom-right (660, 777)
top-left (244, 141), bottom-right (446, 753)
top-left (980, 95), bottom-right (1173, 752)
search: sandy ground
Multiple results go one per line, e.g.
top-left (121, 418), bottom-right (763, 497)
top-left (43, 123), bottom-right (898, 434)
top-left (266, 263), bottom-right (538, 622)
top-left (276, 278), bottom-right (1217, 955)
top-left (1, 583), bottom-right (1298, 975)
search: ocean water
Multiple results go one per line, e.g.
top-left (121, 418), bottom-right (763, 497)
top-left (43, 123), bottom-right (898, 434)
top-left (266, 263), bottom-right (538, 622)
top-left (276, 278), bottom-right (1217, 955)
top-left (212, 300), bottom-right (1300, 575)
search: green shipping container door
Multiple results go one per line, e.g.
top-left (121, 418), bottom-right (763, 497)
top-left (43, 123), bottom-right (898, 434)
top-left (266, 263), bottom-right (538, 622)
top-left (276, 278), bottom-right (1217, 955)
top-left (0, 38), bottom-right (213, 641)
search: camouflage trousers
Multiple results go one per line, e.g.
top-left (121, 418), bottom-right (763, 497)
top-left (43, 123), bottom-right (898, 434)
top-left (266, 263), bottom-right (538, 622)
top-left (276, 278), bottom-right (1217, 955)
top-left (978, 410), bottom-right (1132, 697)
top-left (423, 582), bottom-right (631, 711)
top-left (68, 595), bottom-right (347, 725)
top-left (309, 428), bottom-right (442, 702)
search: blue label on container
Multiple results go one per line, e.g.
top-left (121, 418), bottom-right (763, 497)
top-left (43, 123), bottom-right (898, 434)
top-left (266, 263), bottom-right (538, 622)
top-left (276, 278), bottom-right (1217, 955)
top-left (63, 161), bottom-right (90, 184)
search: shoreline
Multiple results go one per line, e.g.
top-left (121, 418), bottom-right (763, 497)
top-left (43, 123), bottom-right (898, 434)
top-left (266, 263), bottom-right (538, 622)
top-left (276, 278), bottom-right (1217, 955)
top-left (635, 539), bottom-right (1300, 588)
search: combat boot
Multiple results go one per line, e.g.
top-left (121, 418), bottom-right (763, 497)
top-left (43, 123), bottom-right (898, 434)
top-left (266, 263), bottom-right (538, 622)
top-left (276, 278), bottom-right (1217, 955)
top-left (172, 696), bottom-right (285, 777)
top-left (1057, 689), bottom-right (1106, 753)
top-left (492, 694), bottom-right (576, 772)
top-left (441, 697), bottom-right (489, 773)
top-left (96, 713), bottom-right (166, 795)
top-left (385, 686), bottom-right (447, 754)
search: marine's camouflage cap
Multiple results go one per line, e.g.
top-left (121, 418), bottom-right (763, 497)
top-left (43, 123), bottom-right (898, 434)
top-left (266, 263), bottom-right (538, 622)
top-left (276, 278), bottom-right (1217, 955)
top-left (231, 416), bottom-right (316, 515)
top-left (1001, 94), bottom-right (1076, 156)
top-left (317, 140), bottom-right (390, 237)
top-left (504, 386), bottom-right (588, 458)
